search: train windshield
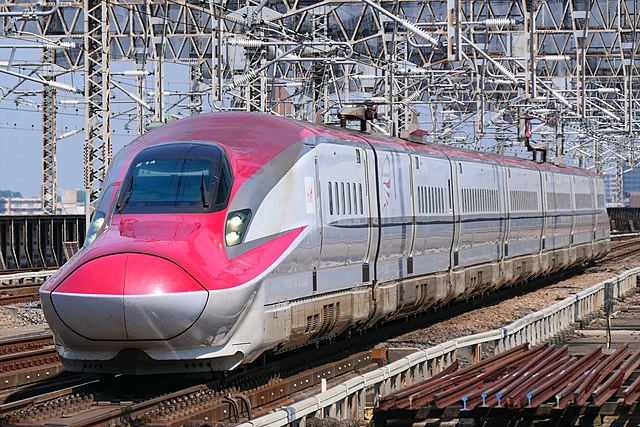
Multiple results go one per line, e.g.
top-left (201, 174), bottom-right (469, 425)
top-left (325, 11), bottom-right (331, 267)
top-left (116, 143), bottom-right (232, 214)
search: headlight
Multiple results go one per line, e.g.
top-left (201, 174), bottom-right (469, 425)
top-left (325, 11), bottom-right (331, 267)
top-left (225, 209), bottom-right (251, 247)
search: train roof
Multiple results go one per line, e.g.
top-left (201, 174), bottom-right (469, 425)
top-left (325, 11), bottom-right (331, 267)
top-left (132, 112), bottom-right (597, 179)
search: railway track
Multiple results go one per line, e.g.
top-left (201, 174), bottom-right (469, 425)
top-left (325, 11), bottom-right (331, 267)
top-left (603, 235), bottom-right (640, 264)
top-left (0, 269), bottom-right (55, 306)
top-left (0, 269), bottom-right (56, 286)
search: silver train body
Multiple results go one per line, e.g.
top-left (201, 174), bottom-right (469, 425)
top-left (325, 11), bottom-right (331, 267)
top-left (43, 114), bottom-right (609, 374)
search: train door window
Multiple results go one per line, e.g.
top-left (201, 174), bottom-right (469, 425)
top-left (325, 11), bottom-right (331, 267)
top-left (328, 182), bottom-right (334, 215)
top-left (347, 183), bottom-right (352, 215)
top-left (341, 182), bottom-right (346, 215)
top-left (334, 182), bottom-right (340, 215)
top-left (355, 149), bottom-right (361, 164)
top-left (358, 183), bottom-right (363, 214)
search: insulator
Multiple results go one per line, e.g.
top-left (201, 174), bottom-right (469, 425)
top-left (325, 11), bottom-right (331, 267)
top-left (487, 110), bottom-right (506, 125)
top-left (227, 39), bottom-right (265, 48)
top-left (492, 62), bottom-right (517, 83)
top-left (227, 70), bottom-right (259, 91)
top-left (484, 18), bottom-right (515, 28)
top-left (44, 41), bottom-right (76, 49)
top-left (46, 80), bottom-right (80, 93)
top-left (58, 128), bottom-right (82, 140)
top-left (401, 19), bottom-right (439, 46)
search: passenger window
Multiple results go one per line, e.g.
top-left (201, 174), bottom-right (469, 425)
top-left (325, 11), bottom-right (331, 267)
top-left (341, 182), bottom-right (346, 215)
top-left (358, 183), bottom-right (363, 214)
top-left (328, 182), bottom-right (333, 215)
top-left (334, 182), bottom-right (340, 215)
top-left (352, 183), bottom-right (357, 214)
top-left (347, 183), bottom-right (352, 215)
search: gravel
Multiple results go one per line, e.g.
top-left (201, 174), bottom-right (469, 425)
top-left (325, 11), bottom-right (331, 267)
top-left (0, 302), bottom-right (47, 330)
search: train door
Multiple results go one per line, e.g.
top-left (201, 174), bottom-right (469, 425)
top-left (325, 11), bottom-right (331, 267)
top-left (449, 161), bottom-right (462, 269)
top-left (453, 159), bottom-right (503, 267)
top-left (373, 148), bottom-right (413, 283)
top-left (541, 171), bottom-right (552, 252)
top-left (572, 175), bottom-right (595, 246)
top-left (315, 141), bottom-right (375, 293)
top-left (502, 167), bottom-right (512, 260)
top-left (496, 164), bottom-right (508, 261)
top-left (410, 153), bottom-right (454, 275)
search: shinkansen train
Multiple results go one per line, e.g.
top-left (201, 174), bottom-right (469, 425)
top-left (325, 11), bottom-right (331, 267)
top-left (39, 112), bottom-right (610, 374)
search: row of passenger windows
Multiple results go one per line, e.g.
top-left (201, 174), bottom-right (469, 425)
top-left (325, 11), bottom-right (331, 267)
top-left (510, 190), bottom-right (538, 211)
top-left (547, 192), bottom-right (572, 210)
top-left (575, 193), bottom-right (593, 209)
top-left (326, 182), bottom-right (601, 216)
top-left (416, 186), bottom-right (448, 214)
top-left (328, 181), bottom-right (364, 216)
top-left (462, 188), bottom-right (499, 213)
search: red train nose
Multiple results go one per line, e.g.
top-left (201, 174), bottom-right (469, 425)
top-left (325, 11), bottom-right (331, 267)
top-left (50, 253), bottom-right (208, 341)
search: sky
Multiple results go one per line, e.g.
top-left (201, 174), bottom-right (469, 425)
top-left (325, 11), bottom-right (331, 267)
top-left (0, 104), bottom-right (132, 198)
top-left (0, 43), bottom-right (167, 198)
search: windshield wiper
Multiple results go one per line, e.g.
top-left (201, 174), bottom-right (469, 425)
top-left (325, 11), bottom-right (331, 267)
top-left (200, 173), bottom-right (209, 209)
top-left (116, 175), bottom-right (135, 212)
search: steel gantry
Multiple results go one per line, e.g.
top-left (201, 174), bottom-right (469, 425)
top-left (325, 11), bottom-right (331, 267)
top-left (0, 0), bottom-right (639, 210)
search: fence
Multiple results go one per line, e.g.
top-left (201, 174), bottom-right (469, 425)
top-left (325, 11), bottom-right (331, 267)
top-left (0, 215), bottom-right (85, 270)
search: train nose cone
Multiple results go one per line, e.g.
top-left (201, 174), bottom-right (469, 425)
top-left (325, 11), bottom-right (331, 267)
top-left (50, 253), bottom-right (208, 341)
